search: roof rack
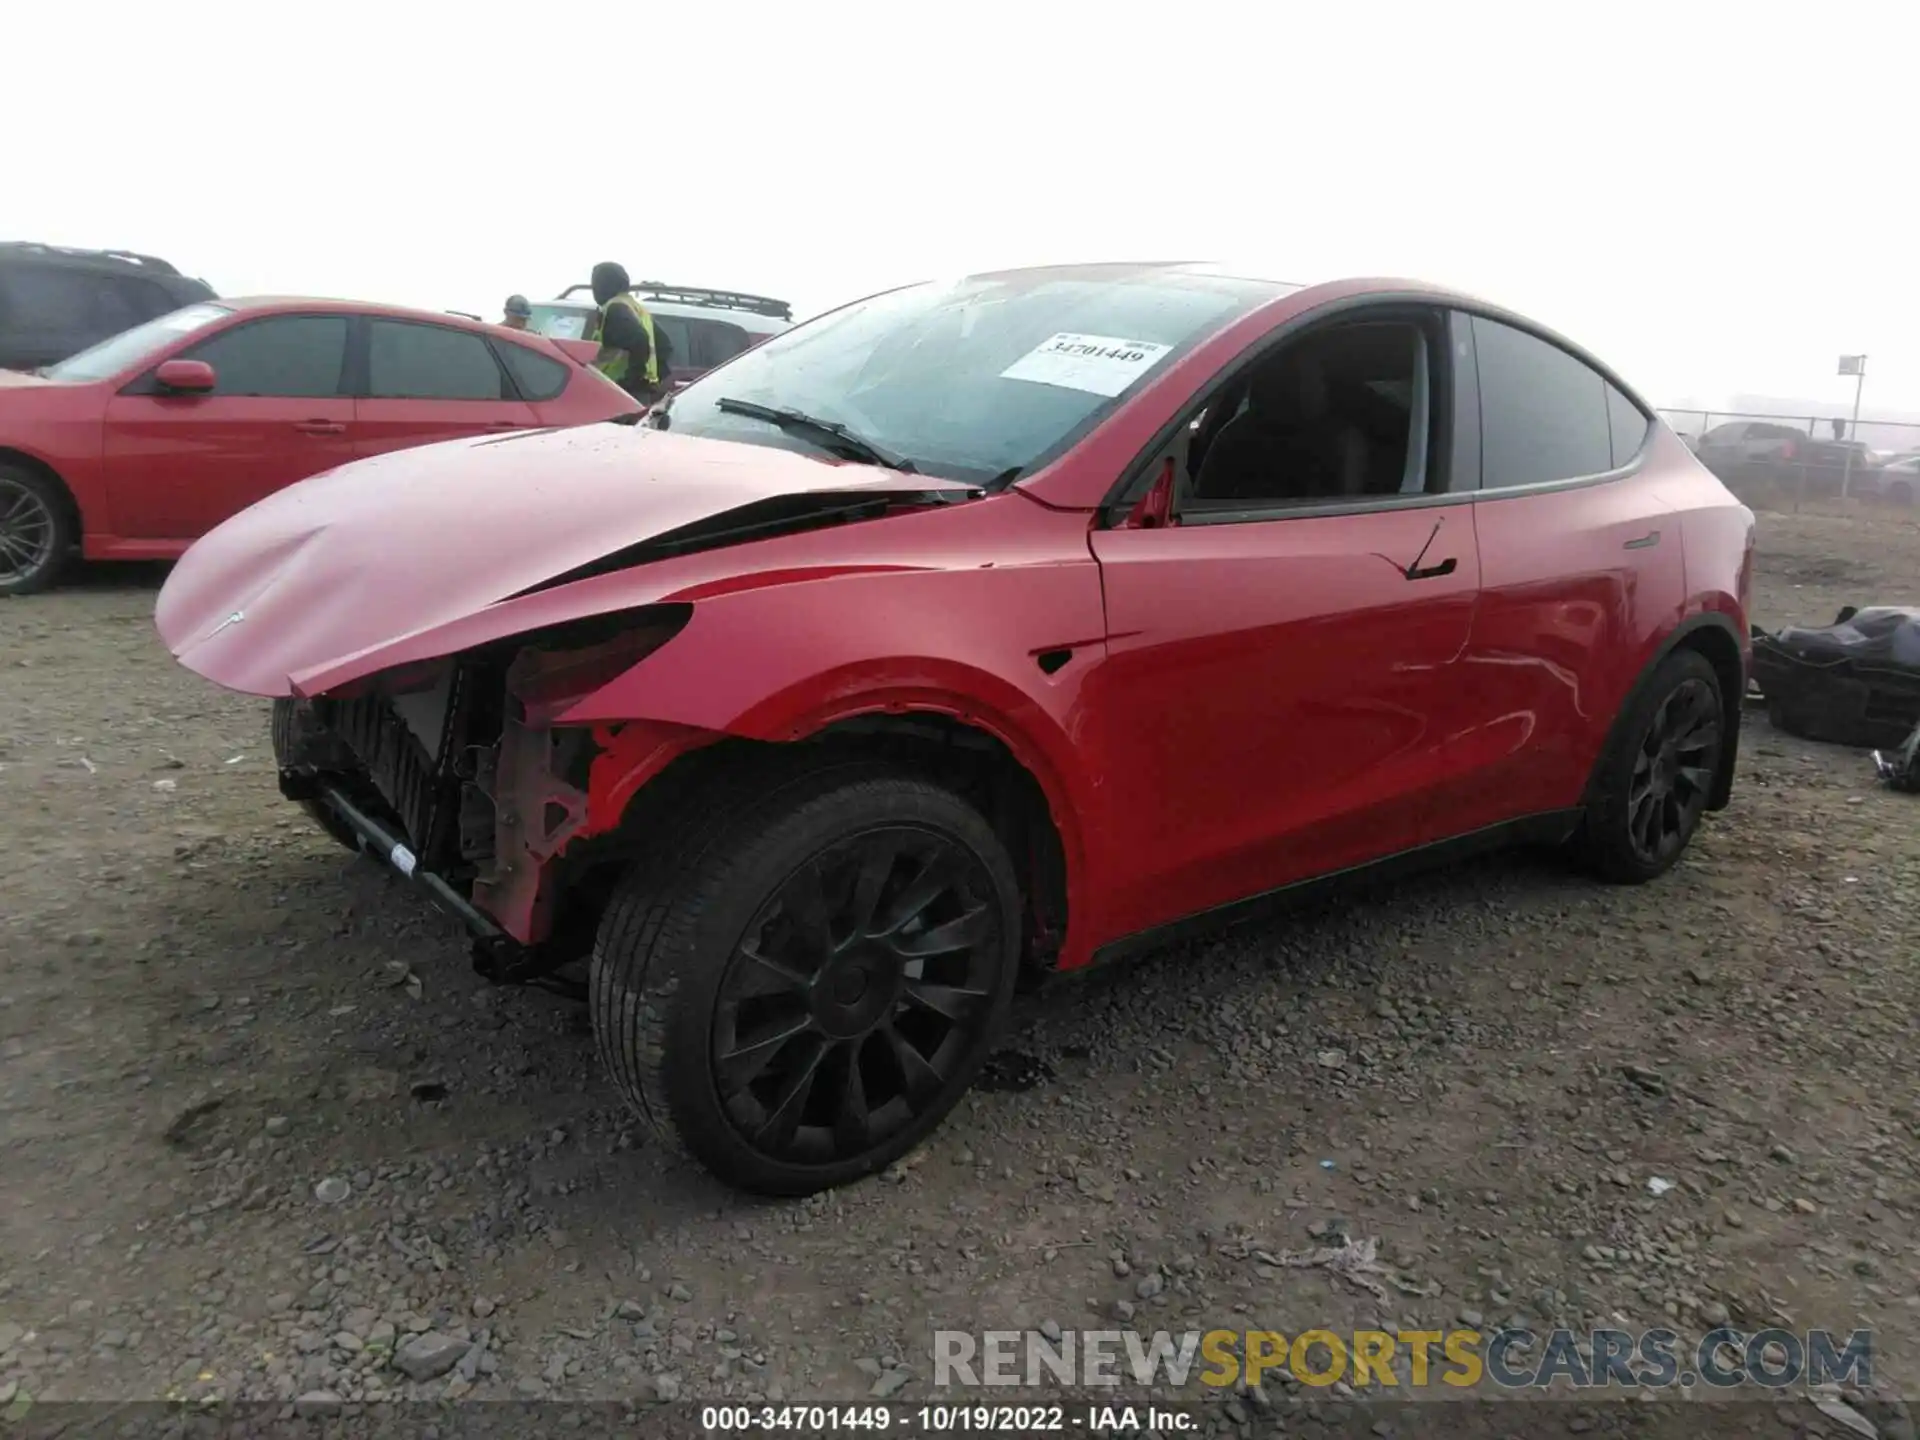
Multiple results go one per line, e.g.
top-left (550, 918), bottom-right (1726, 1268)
top-left (0, 241), bottom-right (182, 276)
top-left (554, 281), bottom-right (791, 320)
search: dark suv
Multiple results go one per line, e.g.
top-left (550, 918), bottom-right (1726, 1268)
top-left (1694, 419), bottom-right (1878, 493)
top-left (0, 243), bottom-right (216, 373)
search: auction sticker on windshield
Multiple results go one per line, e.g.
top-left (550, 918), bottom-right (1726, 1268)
top-left (999, 333), bottom-right (1174, 397)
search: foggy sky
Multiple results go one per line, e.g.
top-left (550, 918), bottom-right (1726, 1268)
top-left (13, 0), bottom-right (1918, 417)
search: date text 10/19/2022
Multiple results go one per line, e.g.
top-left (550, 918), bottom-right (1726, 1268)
top-left (701, 1406), bottom-right (1187, 1433)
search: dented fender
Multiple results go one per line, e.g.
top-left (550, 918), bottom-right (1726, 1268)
top-left (552, 557), bottom-right (1112, 961)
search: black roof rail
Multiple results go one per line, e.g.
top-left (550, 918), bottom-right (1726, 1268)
top-left (553, 281), bottom-right (791, 320)
top-left (0, 241), bottom-right (181, 275)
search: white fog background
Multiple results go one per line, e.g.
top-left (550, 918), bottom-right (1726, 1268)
top-left (10, 0), bottom-right (1919, 420)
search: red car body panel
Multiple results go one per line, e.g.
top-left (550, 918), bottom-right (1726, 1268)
top-left (0, 297), bottom-right (636, 563)
top-left (1439, 455), bottom-right (1688, 838)
top-left (157, 270), bottom-right (1754, 973)
top-left (100, 389), bottom-right (361, 542)
top-left (156, 425), bottom-right (980, 696)
top-left (1084, 502), bottom-right (1481, 940)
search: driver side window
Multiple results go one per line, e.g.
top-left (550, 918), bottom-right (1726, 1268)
top-left (1173, 312), bottom-right (1451, 515)
top-left (180, 316), bottom-right (351, 398)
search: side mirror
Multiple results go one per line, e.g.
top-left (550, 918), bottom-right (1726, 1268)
top-left (154, 359), bottom-right (216, 394)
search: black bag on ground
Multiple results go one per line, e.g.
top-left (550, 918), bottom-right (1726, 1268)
top-left (1749, 606), bottom-right (1920, 748)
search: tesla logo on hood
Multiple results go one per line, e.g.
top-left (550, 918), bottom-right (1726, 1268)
top-left (206, 610), bottom-right (246, 639)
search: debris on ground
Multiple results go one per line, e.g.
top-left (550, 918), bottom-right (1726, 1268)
top-left (1875, 719), bottom-right (1920, 792)
top-left (1811, 1392), bottom-right (1881, 1439)
top-left (0, 507), bottom-right (1915, 1405)
top-left (1273, 1235), bottom-right (1391, 1301)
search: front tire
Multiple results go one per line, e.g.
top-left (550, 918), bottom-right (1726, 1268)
top-left (591, 763), bottom-right (1020, 1195)
top-left (0, 464), bottom-right (73, 597)
top-left (1577, 649), bottom-right (1725, 883)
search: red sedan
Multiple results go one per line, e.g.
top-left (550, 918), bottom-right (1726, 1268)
top-left (0, 296), bottom-right (639, 594)
top-left (158, 262), bottom-right (1755, 1195)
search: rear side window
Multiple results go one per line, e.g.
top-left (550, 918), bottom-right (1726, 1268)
top-left (0, 263), bottom-right (103, 331)
top-left (91, 281), bottom-right (147, 337)
top-left (684, 317), bottom-right (753, 369)
top-left (183, 316), bottom-right (350, 397)
top-left (649, 315), bottom-right (691, 372)
top-left (495, 340), bottom-right (570, 401)
top-left (1606, 385), bottom-right (1649, 468)
top-left (368, 320), bottom-right (506, 400)
top-left (1472, 316), bottom-right (1613, 488)
top-left (92, 276), bottom-right (179, 337)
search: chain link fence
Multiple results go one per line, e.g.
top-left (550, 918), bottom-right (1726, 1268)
top-left (1657, 408), bottom-right (1920, 512)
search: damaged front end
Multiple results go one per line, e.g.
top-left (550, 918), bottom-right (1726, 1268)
top-left (274, 605), bottom-right (708, 984)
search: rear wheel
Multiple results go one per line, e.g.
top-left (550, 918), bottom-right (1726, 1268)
top-left (0, 464), bottom-right (72, 597)
top-left (270, 699), bottom-right (365, 853)
top-left (1887, 479), bottom-right (1914, 506)
top-left (1577, 649), bottom-right (1725, 883)
top-left (590, 763), bottom-right (1020, 1195)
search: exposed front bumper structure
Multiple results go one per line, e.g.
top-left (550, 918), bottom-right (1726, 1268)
top-left (309, 780), bottom-right (503, 939)
top-left (276, 616), bottom-right (709, 985)
top-left (290, 773), bottom-right (550, 982)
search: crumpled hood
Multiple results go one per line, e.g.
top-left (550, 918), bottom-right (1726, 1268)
top-left (156, 422), bottom-right (970, 696)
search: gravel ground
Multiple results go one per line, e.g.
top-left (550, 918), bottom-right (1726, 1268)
top-left (2, 503), bottom-right (1918, 1432)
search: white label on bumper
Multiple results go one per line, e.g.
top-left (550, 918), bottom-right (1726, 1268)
top-left (390, 844), bottom-right (418, 877)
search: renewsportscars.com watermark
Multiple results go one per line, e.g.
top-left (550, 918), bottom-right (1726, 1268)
top-left (933, 1327), bottom-right (1872, 1391)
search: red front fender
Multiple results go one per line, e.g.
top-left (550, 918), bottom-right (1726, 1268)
top-left (554, 558), bottom-right (1112, 964)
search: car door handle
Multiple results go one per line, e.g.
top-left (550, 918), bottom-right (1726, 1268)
top-left (1624, 530), bottom-right (1660, 550)
top-left (293, 420), bottom-right (346, 436)
top-left (1405, 556), bottom-right (1457, 581)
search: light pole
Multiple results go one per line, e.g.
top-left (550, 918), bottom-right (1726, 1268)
top-left (1838, 354), bottom-right (1867, 501)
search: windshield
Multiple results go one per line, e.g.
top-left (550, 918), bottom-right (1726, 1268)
top-left (653, 268), bottom-right (1286, 482)
top-left (528, 304), bottom-right (593, 341)
top-left (43, 302), bottom-right (231, 383)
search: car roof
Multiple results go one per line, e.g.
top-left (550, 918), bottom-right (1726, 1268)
top-left (0, 240), bottom-right (187, 277)
top-left (534, 294), bottom-right (790, 332)
top-left (963, 258), bottom-right (1305, 290)
top-left (219, 295), bottom-right (544, 338)
top-left (632, 298), bottom-right (789, 330)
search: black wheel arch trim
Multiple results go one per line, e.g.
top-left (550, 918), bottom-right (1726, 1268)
top-left (1581, 612), bottom-right (1746, 816)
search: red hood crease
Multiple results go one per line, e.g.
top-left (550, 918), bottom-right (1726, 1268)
top-left (155, 423), bottom-right (970, 696)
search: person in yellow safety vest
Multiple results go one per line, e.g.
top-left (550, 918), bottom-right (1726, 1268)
top-left (588, 261), bottom-right (667, 405)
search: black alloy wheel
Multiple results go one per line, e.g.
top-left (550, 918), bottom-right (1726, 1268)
top-left (712, 827), bottom-right (1001, 1166)
top-left (1624, 676), bottom-right (1721, 867)
top-left (590, 765), bottom-right (1021, 1195)
top-left (1579, 648), bottom-right (1727, 883)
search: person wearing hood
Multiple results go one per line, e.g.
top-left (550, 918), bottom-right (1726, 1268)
top-left (588, 262), bottom-right (667, 404)
top-left (500, 294), bottom-right (533, 331)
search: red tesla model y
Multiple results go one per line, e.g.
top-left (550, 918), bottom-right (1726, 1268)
top-left (157, 261), bottom-right (1755, 1195)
